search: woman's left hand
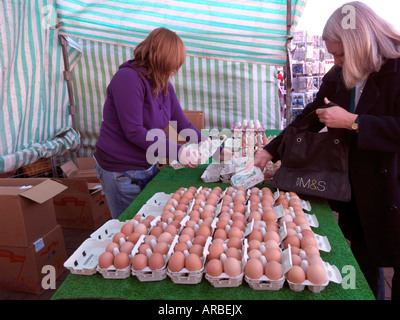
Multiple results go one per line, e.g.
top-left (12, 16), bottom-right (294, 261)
top-left (316, 98), bottom-right (358, 129)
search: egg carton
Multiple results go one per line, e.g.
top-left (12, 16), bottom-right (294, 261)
top-left (273, 204), bottom-right (319, 228)
top-left (145, 192), bottom-right (174, 207)
top-left (280, 221), bottom-right (331, 252)
top-left (64, 238), bottom-right (112, 276)
top-left (273, 190), bottom-right (312, 212)
top-left (204, 246), bottom-right (246, 288)
top-left (90, 219), bottom-right (126, 241)
top-left (130, 234), bottom-right (178, 282)
top-left (201, 163), bottom-right (224, 183)
top-left (166, 236), bottom-right (212, 284)
top-left (243, 240), bottom-right (292, 291)
top-left (231, 166), bottom-right (265, 190)
top-left (287, 260), bottom-right (342, 293)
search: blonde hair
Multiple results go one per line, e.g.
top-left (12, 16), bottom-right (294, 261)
top-left (134, 27), bottom-right (186, 97)
top-left (322, 1), bottom-right (400, 88)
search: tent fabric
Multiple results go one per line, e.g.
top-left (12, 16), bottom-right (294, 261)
top-left (0, 0), bottom-right (80, 173)
top-left (56, 0), bottom-right (307, 65)
top-left (70, 38), bottom-right (280, 157)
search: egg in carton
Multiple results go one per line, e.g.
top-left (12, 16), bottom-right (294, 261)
top-left (201, 163), bottom-right (224, 183)
top-left (243, 239), bottom-right (292, 290)
top-left (286, 251), bottom-right (342, 293)
top-left (273, 203), bottom-right (319, 228)
top-left (166, 236), bottom-right (213, 284)
top-left (131, 234), bottom-right (178, 282)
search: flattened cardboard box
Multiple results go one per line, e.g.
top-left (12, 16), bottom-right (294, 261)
top-left (0, 225), bottom-right (67, 294)
top-left (0, 178), bottom-right (68, 247)
top-left (52, 178), bottom-right (111, 230)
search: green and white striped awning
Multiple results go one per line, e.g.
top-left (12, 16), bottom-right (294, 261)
top-left (0, 0), bottom-right (80, 174)
top-left (56, 0), bottom-right (307, 65)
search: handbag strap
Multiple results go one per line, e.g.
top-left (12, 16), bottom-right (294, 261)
top-left (349, 87), bottom-right (356, 113)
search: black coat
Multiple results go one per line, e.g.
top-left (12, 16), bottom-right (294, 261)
top-left (266, 59), bottom-right (400, 266)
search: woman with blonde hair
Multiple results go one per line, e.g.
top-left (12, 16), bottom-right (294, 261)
top-left (94, 28), bottom-right (206, 219)
top-left (255, 2), bottom-right (400, 299)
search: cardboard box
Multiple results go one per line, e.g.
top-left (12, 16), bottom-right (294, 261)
top-left (60, 157), bottom-right (99, 183)
top-left (52, 178), bottom-right (111, 230)
top-left (0, 225), bottom-right (67, 294)
top-left (0, 178), bottom-right (67, 247)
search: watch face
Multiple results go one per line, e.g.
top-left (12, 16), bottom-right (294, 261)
top-left (351, 123), bottom-right (359, 130)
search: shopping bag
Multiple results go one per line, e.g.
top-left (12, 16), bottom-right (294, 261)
top-left (272, 111), bottom-right (351, 202)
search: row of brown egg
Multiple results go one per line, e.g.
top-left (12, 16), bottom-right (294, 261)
top-left (276, 191), bottom-right (328, 286)
top-left (243, 187), bottom-right (285, 281)
top-left (205, 186), bottom-right (249, 279)
top-left (166, 187), bottom-right (224, 274)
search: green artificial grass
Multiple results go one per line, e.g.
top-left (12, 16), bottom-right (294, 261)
top-left (52, 165), bottom-right (375, 301)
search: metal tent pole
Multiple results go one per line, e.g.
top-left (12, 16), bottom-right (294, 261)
top-left (59, 35), bottom-right (81, 159)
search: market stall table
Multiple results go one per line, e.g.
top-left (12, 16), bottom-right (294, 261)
top-left (52, 164), bottom-right (374, 301)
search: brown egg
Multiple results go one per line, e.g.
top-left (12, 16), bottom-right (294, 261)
top-left (248, 211), bottom-right (262, 222)
top-left (248, 249), bottom-right (262, 259)
top-left (164, 224), bottom-right (178, 237)
top-left (231, 213), bottom-right (246, 225)
top-left (265, 239), bottom-right (279, 250)
top-left (306, 253), bottom-right (324, 266)
top-left (223, 257), bottom-right (242, 277)
top-left (174, 242), bottom-right (189, 252)
top-left (301, 235), bottom-right (317, 249)
top-left (149, 252), bottom-right (165, 270)
top-left (131, 253), bottom-right (148, 270)
top-left (168, 251), bottom-right (185, 272)
top-left (264, 231), bottom-right (280, 243)
top-left (302, 229), bottom-right (315, 238)
top-left (150, 226), bottom-right (163, 238)
top-left (196, 225), bottom-right (211, 238)
top-left (293, 216), bottom-right (307, 226)
top-left (264, 248), bottom-right (282, 263)
top-left (134, 223), bottom-right (148, 235)
top-left (207, 242), bottom-right (224, 260)
top-left (262, 209), bottom-right (276, 222)
top-left (185, 253), bottom-right (203, 271)
top-left (114, 252), bottom-right (130, 269)
top-left (248, 239), bottom-right (262, 251)
top-left (201, 209), bottom-right (214, 220)
top-left (304, 245), bottom-right (320, 256)
top-left (216, 219), bottom-right (229, 230)
top-left (189, 243), bottom-right (204, 256)
top-left (157, 232), bottom-right (173, 244)
top-left (133, 214), bottom-right (143, 222)
top-left (206, 258), bottom-right (223, 277)
top-left (112, 232), bottom-right (126, 244)
top-left (264, 261), bottom-right (283, 280)
top-left (181, 227), bottom-right (195, 239)
top-left (178, 234), bottom-right (192, 243)
top-left (291, 253), bottom-right (302, 266)
top-left (225, 247), bottom-right (242, 260)
top-left (265, 222), bottom-right (279, 233)
top-left (231, 220), bottom-right (246, 232)
top-left (138, 243), bottom-right (151, 254)
top-left (228, 227), bottom-right (242, 239)
top-left (120, 223), bottom-right (134, 236)
top-left (233, 203), bottom-right (246, 214)
top-left (153, 242), bottom-right (170, 255)
top-left (213, 228), bottom-right (228, 241)
top-left (105, 242), bottom-right (119, 253)
top-left (120, 241), bottom-right (135, 254)
top-left (192, 235), bottom-right (207, 247)
top-left (287, 265), bottom-right (306, 283)
top-left (226, 237), bottom-right (242, 249)
top-left (127, 232), bottom-right (141, 244)
top-left (98, 251), bottom-right (114, 269)
top-left (284, 235), bottom-right (300, 249)
top-left (306, 264), bottom-right (327, 285)
top-left (141, 218), bottom-right (152, 228)
top-left (245, 258), bottom-right (264, 279)
top-left (248, 230), bottom-right (263, 242)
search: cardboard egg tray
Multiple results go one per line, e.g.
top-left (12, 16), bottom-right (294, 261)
top-left (201, 163), bottom-right (224, 183)
top-left (243, 239), bottom-right (292, 291)
top-left (204, 241), bottom-right (246, 288)
top-left (166, 236), bottom-right (213, 284)
top-left (131, 235), bottom-right (178, 282)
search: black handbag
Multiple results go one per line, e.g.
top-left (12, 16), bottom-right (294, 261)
top-left (271, 111), bottom-right (352, 202)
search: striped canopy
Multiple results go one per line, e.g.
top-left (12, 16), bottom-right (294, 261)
top-left (1, 0), bottom-right (308, 173)
top-left (56, 0), bottom-right (307, 65)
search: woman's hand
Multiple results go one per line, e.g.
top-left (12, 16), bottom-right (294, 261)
top-left (178, 146), bottom-right (199, 168)
top-left (316, 98), bottom-right (358, 129)
top-left (254, 149), bottom-right (273, 171)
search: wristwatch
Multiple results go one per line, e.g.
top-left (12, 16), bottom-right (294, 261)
top-left (351, 116), bottom-right (359, 131)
